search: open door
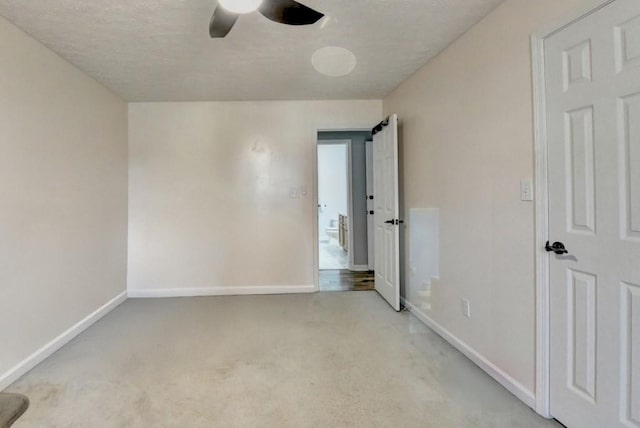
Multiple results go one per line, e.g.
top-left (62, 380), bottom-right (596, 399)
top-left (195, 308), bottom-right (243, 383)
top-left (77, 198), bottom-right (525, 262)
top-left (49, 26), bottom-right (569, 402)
top-left (372, 114), bottom-right (400, 311)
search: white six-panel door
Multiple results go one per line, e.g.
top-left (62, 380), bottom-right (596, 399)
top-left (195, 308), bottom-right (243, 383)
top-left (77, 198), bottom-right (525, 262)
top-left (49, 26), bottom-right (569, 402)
top-left (373, 114), bottom-right (400, 311)
top-left (545, 1), bottom-right (640, 426)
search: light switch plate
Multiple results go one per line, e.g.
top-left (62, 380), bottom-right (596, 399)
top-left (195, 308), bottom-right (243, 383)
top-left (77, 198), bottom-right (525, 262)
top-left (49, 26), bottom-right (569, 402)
top-left (289, 187), bottom-right (301, 199)
top-left (520, 179), bottom-right (534, 202)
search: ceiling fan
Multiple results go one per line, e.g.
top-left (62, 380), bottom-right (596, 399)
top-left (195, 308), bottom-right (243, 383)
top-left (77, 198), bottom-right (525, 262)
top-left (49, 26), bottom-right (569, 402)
top-left (210, 0), bottom-right (324, 38)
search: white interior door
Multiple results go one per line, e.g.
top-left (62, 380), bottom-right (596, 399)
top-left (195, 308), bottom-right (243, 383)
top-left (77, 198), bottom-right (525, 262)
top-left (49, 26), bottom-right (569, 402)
top-left (545, 1), bottom-right (640, 427)
top-left (373, 114), bottom-right (400, 311)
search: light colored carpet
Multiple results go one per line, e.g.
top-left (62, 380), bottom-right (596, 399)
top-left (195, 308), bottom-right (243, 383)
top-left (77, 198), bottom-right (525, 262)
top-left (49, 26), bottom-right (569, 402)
top-left (7, 293), bottom-right (560, 427)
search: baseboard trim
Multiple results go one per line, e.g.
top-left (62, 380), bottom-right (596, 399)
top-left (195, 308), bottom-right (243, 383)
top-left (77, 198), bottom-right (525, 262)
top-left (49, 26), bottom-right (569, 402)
top-left (128, 285), bottom-right (317, 298)
top-left (350, 265), bottom-right (372, 272)
top-left (401, 297), bottom-right (536, 410)
top-left (0, 290), bottom-right (127, 391)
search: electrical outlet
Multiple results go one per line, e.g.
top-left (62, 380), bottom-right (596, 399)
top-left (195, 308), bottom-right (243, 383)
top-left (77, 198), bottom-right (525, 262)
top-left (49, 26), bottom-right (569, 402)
top-left (461, 298), bottom-right (471, 318)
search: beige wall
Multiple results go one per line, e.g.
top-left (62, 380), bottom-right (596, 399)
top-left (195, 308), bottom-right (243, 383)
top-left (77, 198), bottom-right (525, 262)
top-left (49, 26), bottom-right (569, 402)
top-left (128, 101), bottom-right (381, 294)
top-left (384, 0), bottom-right (590, 395)
top-left (0, 16), bottom-right (128, 381)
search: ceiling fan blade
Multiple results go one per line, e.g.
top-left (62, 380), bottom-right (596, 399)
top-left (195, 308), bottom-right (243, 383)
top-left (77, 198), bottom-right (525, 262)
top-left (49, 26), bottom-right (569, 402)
top-left (259, 0), bottom-right (324, 26)
top-left (209, 6), bottom-right (239, 38)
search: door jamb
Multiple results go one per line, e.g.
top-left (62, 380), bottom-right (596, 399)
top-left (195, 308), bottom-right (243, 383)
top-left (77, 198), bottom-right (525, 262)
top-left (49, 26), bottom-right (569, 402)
top-left (365, 140), bottom-right (375, 271)
top-left (531, 0), bottom-right (614, 418)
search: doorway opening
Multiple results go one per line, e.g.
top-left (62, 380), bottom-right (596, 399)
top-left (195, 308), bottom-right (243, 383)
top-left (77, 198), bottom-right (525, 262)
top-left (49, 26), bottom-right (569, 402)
top-left (316, 131), bottom-right (374, 292)
top-left (317, 142), bottom-right (349, 270)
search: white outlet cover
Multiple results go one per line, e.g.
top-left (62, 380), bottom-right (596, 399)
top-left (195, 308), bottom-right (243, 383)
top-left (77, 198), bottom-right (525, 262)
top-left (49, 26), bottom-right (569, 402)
top-left (461, 298), bottom-right (471, 318)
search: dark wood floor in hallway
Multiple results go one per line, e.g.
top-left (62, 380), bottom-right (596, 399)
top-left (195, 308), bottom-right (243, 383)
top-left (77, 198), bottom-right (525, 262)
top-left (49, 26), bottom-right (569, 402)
top-left (319, 270), bottom-right (375, 292)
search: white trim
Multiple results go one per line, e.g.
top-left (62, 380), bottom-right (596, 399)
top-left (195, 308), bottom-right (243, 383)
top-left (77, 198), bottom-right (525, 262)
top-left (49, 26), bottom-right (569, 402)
top-left (317, 128), bottom-right (371, 133)
top-left (312, 132), bottom-right (320, 292)
top-left (401, 297), bottom-right (536, 410)
top-left (531, 0), bottom-right (614, 418)
top-left (311, 131), bottom-right (320, 292)
top-left (533, 0), bottom-right (615, 40)
top-left (350, 265), bottom-right (371, 272)
top-left (128, 285), bottom-right (316, 298)
top-left (0, 291), bottom-right (127, 391)
top-left (346, 140), bottom-right (355, 270)
top-left (365, 140), bottom-right (375, 271)
top-left (531, 32), bottom-right (552, 420)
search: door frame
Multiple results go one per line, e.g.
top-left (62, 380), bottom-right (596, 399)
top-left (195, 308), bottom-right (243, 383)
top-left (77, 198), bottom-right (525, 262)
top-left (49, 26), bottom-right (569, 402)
top-left (531, 0), bottom-right (615, 418)
top-left (365, 139), bottom-right (375, 271)
top-left (315, 138), bottom-right (355, 273)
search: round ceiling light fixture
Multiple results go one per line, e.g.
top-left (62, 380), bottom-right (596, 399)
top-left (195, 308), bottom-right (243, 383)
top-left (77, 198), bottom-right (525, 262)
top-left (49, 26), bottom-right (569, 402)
top-left (311, 47), bottom-right (357, 77)
top-left (218, 0), bottom-right (263, 14)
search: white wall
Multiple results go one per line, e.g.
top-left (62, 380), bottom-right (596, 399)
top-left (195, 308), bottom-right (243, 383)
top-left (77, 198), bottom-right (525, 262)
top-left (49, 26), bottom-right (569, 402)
top-left (383, 0), bottom-right (592, 398)
top-left (128, 101), bottom-right (381, 295)
top-left (0, 15), bottom-right (128, 385)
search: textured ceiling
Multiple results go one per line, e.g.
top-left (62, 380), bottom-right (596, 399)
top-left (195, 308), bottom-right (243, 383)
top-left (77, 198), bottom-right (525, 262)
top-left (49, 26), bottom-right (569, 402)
top-left (0, 0), bottom-right (504, 101)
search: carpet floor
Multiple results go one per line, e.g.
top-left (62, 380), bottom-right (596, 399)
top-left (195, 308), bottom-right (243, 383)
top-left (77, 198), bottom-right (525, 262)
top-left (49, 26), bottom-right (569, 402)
top-left (7, 293), bottom-right (560, 428)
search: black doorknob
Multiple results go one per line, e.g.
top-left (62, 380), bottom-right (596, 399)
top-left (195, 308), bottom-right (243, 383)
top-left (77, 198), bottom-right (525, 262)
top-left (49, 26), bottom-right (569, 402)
top-left (545, 241), bottom-right (568, 255)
